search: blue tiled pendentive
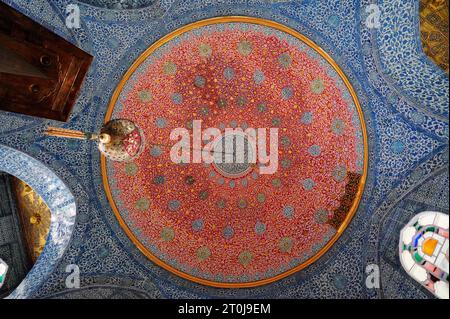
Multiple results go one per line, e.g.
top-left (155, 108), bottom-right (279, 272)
top-left (0, 0), bottom-right (447, 299)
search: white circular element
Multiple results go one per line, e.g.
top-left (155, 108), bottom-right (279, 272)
top-left (401, 250), bottom-right (415, 271)
top-left (434, 281), bottom-right (449, 299)
top-left (0, 263), bottom-right (7, 275)
top-left (402, 226), bottom-right (416, 245)
top-left (409, 264), bottom-right (428, 282)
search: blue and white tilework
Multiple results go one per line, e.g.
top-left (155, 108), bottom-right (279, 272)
top-left (0, 145), bottom-right (76, 299)
top-left (0, 0), bottom-right (447, 299)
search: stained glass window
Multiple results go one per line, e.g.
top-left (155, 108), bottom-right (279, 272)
top-left (399, 211), bottom-right (449, 299)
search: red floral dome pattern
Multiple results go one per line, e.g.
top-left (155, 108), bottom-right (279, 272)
top-left (103, 19), bottom-right (367, 287)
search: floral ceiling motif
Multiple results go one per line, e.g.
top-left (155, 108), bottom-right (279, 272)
top-left (76, 0), bottom-right (157, 9)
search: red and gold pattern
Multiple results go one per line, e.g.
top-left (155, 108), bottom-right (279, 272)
top-left (102, 17), bottom-right (367, 287)
top-left (122, 129), bottom-right (142, 157)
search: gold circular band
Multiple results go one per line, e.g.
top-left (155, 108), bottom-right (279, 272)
top-left (101, 16), bottom-right (369, 288)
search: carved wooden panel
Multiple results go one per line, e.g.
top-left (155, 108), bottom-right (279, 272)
top-left (0, 2), bottom-right (93, 121)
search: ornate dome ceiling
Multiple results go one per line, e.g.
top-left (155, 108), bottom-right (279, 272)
top-left (103, 17), bottom-right (367, 287)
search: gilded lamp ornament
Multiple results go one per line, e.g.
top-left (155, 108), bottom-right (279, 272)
top-left (45, 119), bottom-right (145, 162)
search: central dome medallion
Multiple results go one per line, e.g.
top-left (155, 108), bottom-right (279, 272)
top-left (102, 17), bottom-right (367, 287)
top-left (211, 131), bottom-right (256, 179)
